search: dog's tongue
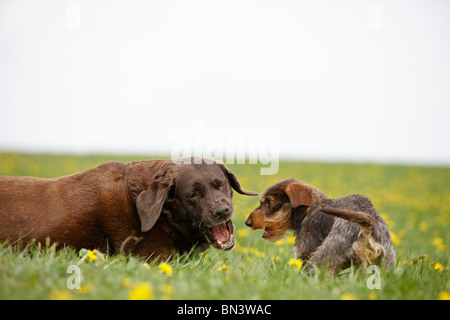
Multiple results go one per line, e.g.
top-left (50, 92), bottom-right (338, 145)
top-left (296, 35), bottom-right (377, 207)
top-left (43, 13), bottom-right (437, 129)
top-left (211, 223), bottom-right (230, 242)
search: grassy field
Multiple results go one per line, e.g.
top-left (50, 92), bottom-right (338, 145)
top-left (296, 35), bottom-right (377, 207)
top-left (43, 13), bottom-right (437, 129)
top-left (0, 152), bottom-right (449, 300)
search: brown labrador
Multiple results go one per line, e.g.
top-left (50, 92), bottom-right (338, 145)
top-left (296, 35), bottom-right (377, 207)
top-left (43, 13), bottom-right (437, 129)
top-left (0, 157), bottom-right (257, 259)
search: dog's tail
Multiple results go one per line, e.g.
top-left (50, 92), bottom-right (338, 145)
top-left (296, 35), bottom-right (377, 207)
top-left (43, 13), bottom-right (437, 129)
top-left (321, 207), bottom-right (386, 265)
top-left (321, 207), bottom-right (373, 227)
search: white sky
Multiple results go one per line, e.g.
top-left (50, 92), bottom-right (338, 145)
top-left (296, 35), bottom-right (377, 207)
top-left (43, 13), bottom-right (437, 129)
top-left (0, 0), bottom-right (449, 165)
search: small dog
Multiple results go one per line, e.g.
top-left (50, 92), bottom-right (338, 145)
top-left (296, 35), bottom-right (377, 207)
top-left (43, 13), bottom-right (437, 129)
top-left (245, 179), bottom-right (396, 271)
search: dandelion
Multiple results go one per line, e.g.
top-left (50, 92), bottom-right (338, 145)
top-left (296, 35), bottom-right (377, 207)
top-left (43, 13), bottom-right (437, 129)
top-left (128, 282), bottom-right (153, 300)
top-left (122, 278), bottom-right (132, 288)
top-left (419, 222), bottom-right (428, 232)
top-left (397, 260), bottom-right (407, 267)
top-left (237, 229), bottom-right (249, 238)
top-left (380, 213), bottom-right (395, 229)
top-left (78, 283), bottom-right (93, 294)
top-left (434, 262), bottom-right (443, 272)
top-left (287, 236), bottom-right (296, 245)
top-left (248, 247), bottom-right (265, 258)
top-left (432, 237), bottom-right (447, 252)
top-left (158, 262), bottom-right (173, 277)
top-left (390, 232), bottom-right (401, 246)
top-left (437, 291), bottom-right (450, 300)
top-left (49, 290), bottom-right (73, 300)
top-left (217, 264), bottom-right (229, 272)
top-left (368, 292), bottom-right (377, 300)
top-left (254, 249), bottom-right (265, 258)
top-left (288, 258), bottom-right (302, 271)
top-left (340, 293), bottom-right (358, 300)
top-left (88, 249), bottom-right (97, 261)
top-left (162, 284), bottom-right (175, 295)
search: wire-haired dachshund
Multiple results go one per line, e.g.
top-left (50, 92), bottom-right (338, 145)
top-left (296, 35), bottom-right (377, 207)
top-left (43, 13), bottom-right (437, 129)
top-left (245, 179), bottom-right (396, 272)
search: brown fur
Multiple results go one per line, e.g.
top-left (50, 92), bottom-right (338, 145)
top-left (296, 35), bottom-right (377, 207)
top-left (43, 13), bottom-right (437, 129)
top-left (245, 179), bottom-right (396, 272)
top-left (0, 158), bottom-right (257, 260)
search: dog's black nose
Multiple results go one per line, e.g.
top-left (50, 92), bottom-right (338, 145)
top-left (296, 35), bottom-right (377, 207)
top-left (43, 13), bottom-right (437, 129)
top-left (245, 218), bottom-right (252, 227)
top-left (212, 204), bottom-right (231, 219)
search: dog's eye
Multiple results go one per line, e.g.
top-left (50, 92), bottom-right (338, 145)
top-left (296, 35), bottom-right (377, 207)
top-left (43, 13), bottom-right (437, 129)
top-left (265, 199), bottom-right (272, 206)
top-left (188, 192), bottom-right (198, 200)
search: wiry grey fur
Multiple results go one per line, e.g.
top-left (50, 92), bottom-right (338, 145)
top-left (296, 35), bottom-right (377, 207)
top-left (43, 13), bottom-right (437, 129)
top-left (291, 183), bottom-right (396, 271)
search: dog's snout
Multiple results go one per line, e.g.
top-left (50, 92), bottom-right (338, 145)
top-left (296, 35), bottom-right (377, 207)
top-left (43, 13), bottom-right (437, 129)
top-left (245, 218), bottom-right (252, 227)
top-left (212, 204), bottom-right (231, 219)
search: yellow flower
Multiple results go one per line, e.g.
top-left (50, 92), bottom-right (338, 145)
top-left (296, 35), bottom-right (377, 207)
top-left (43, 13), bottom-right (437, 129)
top-left (380, 213), bottom-right (395, 229)
top-left (288, 258), bottom-right (302, 270)
top-left (390, 232), bottom-right (401, 246)
top-left (88, 249), bottom-right (97, 261)
top-left (287, 236), bottom-right (296, 245)
top-left (432, 237), bottom-right (447, 252)
top-left (434, 262), bottom-right (443, 271)
top-left (162, 284), bottom-right (175, 295)
top-left (217, 264), bottom-right (229, 272)
top-left (122, 278), bottom-right (132, 288)
top-left (254, 249), bottom-right (265, 258)
top-left (419, 222), bottom-right (428, 232)
top-left (78, 283), bottom-right (93, 294)
top-left (437, 291), bottom-right (450, 300)
top-left (128, 282), bottom-right (153, 300)
top-left (143, 263), bottom-right (150, 269)
top-left (49, 290), bottom-right (73, 300)
top-left (368, 292), bottom-right (377, 300)
top-left (237, 229), bottom-right (249, 238)
top-left (397, 260), bottom-right (407, 266)
top-left (158, 262), bottom-right (173, 277)
top-left (340, 293), bottom-right (358, 300)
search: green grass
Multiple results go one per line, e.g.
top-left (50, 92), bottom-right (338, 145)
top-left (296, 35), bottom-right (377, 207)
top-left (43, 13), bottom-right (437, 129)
top-left (0, 152), bottom-right (449, 300)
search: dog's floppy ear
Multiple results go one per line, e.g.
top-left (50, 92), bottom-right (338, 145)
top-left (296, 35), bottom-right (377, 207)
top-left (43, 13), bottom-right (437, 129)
top-left (136, 180), bottom-right (173, 232)
top-left (218, 163), bottom-right (258, 196)
top-left (284, 182), bottom-right (314, 208)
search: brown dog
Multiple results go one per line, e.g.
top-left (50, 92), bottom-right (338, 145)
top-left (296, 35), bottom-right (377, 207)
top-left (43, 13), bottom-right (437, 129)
top-left (245, 179), bottom-right (396, 271)
top-left (0, 158), bottom-right (257, 259)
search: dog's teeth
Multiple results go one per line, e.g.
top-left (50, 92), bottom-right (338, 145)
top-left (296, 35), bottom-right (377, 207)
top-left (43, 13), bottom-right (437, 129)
top-left (217, 240), bottom-right (223, 246)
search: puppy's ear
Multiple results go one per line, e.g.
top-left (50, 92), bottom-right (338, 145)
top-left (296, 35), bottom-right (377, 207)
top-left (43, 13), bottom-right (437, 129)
top-left (136, 180), bottom-right (173, 232)
top-left (284, 183), bottom-right (314, 208)
top-left (218, 163), bottom-right (258, 196)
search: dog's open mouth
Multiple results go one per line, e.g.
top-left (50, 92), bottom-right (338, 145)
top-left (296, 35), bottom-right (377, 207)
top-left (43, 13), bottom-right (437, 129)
top-left (261, 227), bottom-right (283, 242)
top-left (262, 227), bottom-right (271, 239)
top-left (209, 219), bottom-right (235, 250)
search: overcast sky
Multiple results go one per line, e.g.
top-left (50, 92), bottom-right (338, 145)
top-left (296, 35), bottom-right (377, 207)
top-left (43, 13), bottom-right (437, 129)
top-left (0, 0), bottom-right (449, 165)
